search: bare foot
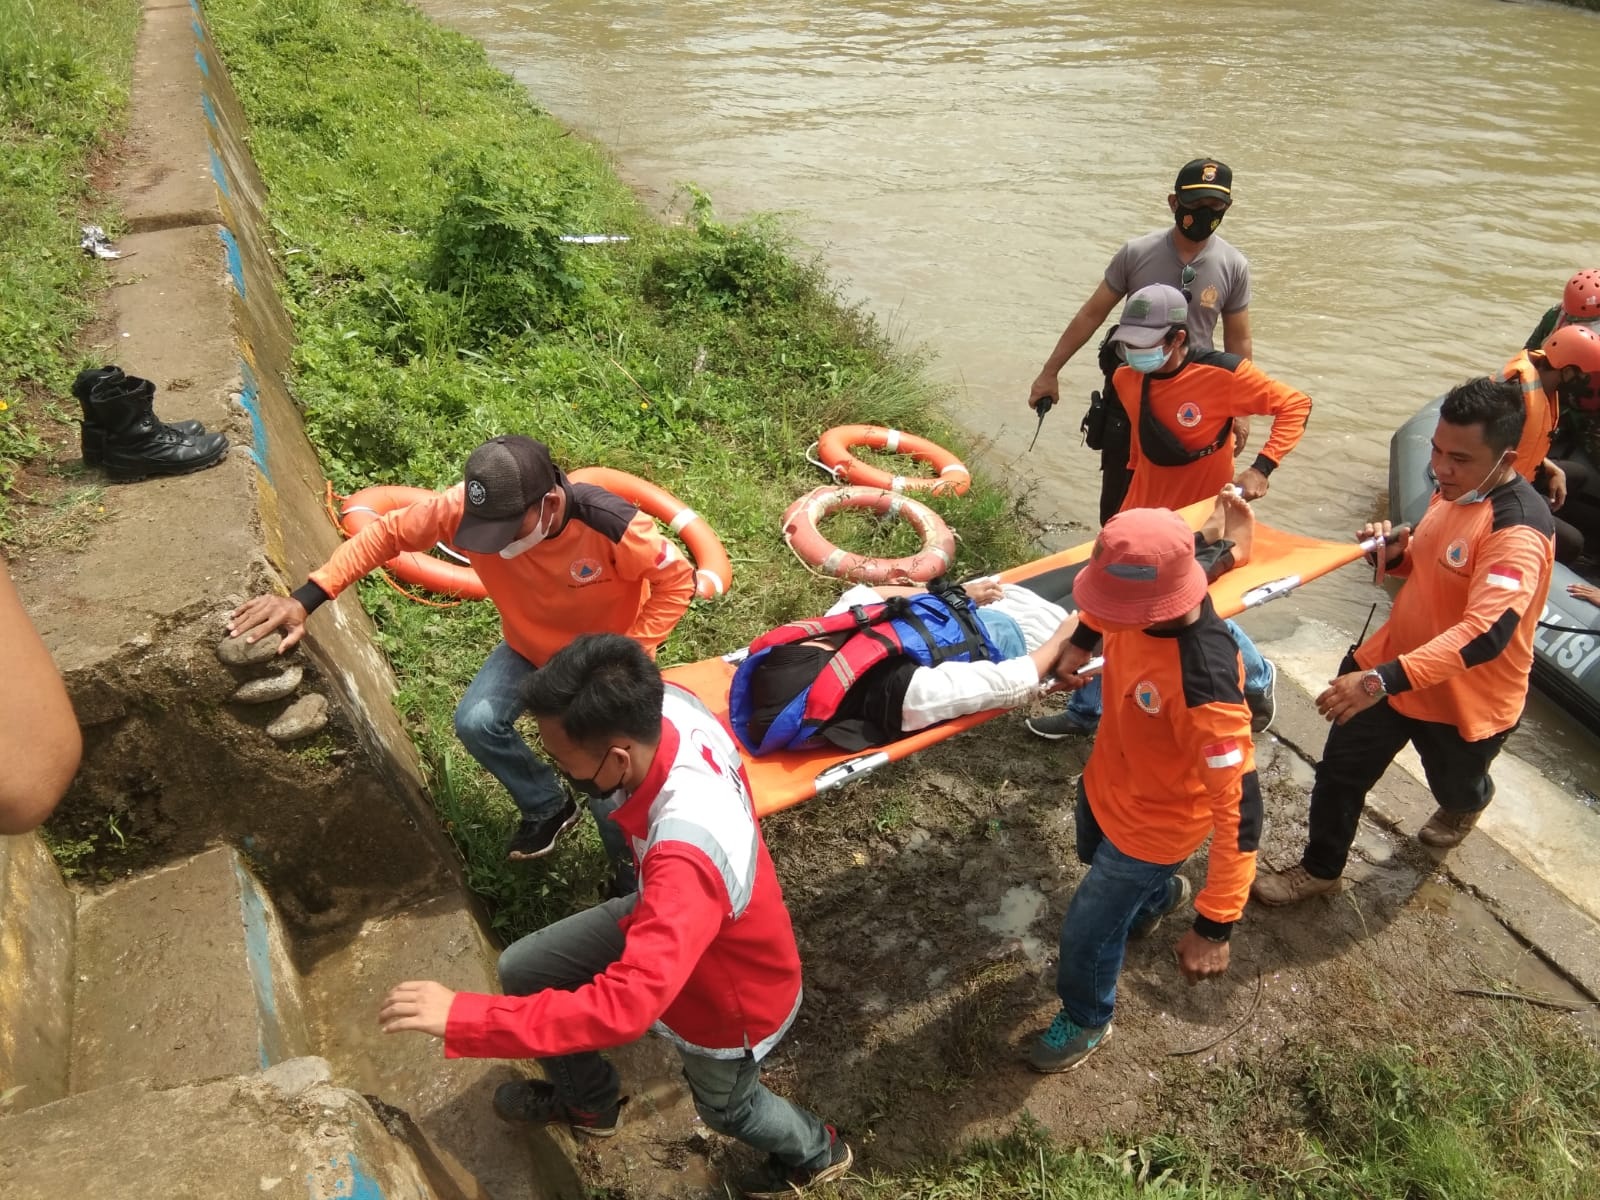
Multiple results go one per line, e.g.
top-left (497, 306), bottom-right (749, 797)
top-left (1218, 485), bottom-right (1254, 568)
top-left (1199, 491), bottom-right (1228, 547)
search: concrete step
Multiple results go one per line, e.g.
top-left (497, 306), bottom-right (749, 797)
top-left (0, 1056), bottom-right (471, 1200)
top-left (0, 834), bottom-right (75, 1114)
top-left (69, 845), bottom-right (311, 1093)
top-left (302, 893), bottom-right (572, 1199)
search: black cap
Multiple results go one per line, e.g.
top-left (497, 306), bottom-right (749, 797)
top-left (1174, 158), bottom-right (1233, 205)
top-left (455, 435), bottom-right (560, 553)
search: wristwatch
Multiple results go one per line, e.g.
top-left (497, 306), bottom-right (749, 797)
top-left (1359, 670), bottom-right (1387, 698)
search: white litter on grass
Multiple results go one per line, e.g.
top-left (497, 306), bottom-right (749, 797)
top-left (559, 234), bottom-right (630, 244)
top-left (80, 225), bottom-right (125, 259)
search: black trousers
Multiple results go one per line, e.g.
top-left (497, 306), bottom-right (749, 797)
top-left (1303, 656), bottom-right (1511, 879)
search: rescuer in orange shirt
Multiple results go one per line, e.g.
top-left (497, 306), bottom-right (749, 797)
top-left (1025, 507), bottom-right (1259, 1074)
top-left (228, 436), bottom-right (695, 879)
top-left (1252, 377), bottom-right (1555, 907)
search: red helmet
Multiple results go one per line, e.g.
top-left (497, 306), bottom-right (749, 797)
top-left (1543, 323), bottom-right (1600, 373)
top-left (1562, 269), bottom-right (1600, 322)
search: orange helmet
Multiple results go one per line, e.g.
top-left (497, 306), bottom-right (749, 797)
top-left (1543, 323), bottom-right (1600, 373)
top-left (1563, 269), bottom-right (1600, 322)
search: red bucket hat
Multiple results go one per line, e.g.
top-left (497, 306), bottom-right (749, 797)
top-left (1073, 508), bottom-right (1207, 630)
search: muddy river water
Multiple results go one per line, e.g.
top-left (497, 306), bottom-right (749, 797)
top-left (421, 0), bottom-right (1600, 796)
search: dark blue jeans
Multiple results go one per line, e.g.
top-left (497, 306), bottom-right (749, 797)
top-left (1055, 783), bottom-right (1184, 1029)
top-left (454, 640), bottom-right (634, 885)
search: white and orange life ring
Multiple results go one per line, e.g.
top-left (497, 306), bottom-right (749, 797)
top-left (570, 466), bottom-right (733, 600)
top-left (339, 485), bottom-right (490, 600)
top-left (781, 486), bottom-right (956, 585)
top-left (816, 424), bottom-right (971, 496)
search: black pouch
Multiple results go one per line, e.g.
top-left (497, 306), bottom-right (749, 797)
top-left (1080, 389), bottom-right (1109, 450)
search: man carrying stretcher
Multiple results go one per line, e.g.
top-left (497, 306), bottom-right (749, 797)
top-left (730, 488), bottom-right (1257, 755)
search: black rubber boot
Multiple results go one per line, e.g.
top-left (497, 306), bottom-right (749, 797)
top-left (74, 366), bottom-right (206, 467)
top-left (94, 376), bottom-right (228, 481)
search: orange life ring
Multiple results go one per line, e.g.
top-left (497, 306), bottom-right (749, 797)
top-left (339, 485), bottom-right (489, 600)
top-left (816, 424), bottom-right (971, 496)
top-left (781, 486), bottom-right (956, 585)
top-left (570, 466), bottom-right (733, 600)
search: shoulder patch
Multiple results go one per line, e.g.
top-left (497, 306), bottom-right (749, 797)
top-left (1190, 349), bottom-right (1244, 374)
top-left (567, 482), bottom-right (638, 543)
top-left (1176, 609), bottom-right (1245, 708)
top-left (1490, 477), bottom-right (1556, 536)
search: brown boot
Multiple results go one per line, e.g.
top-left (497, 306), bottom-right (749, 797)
top-left (1417, 807), bottom-right (1481, 849)
top-left (1250, 864), bottom-right (1340, 906)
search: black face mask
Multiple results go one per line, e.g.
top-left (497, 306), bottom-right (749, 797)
top-left (1558, 374), bottom-right (1599, 412)
top-left (1174, 204), bottom-right (1225, 243)
top-left (563, 747), bottom-right (622, 799)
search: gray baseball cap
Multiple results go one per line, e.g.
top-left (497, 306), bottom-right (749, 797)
top-left (455, 435), bottom-right (560, 553)
top-left (1111, 284), bottom-right (1189, 349)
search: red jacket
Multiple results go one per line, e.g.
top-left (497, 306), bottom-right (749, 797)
top-left (444, 687), bottom-right (804, 1060)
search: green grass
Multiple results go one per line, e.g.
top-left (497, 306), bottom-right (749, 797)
top-left (829, 1010), bottom-right (1599, 1198)
top-left (201, 0), bottom-right (1034, 938)
top-left (0, 0), bottom-right (140, 541)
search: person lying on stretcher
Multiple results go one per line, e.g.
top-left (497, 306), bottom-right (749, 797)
top-left (730, 488), bottom-right (1255, 755)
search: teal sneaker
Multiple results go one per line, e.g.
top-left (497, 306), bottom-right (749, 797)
top-left (1027, 1011), bottom-right (1111, 1074)
top-left (1130, 875), bottom-right (1192, 941)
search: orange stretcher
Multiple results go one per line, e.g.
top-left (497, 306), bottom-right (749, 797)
top-left (663, 501), bottom-right (1373, 818)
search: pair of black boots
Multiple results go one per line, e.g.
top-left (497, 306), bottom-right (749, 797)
top-left (74, 366), bottom-right (228, 481)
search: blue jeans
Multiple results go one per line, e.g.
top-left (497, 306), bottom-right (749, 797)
top-left (1067, 619), bottom-right (1269, 725)
top-left (1055, 784), bottom-right (1184, 1029)
top-left (454, 641), bottom-right (634, 884)
top-left (499, 895), bottom-right (833, 1170)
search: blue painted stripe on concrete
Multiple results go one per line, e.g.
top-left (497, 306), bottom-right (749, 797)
top-left (189, 0), bottom-right (200, 13)
top-left (232, 855), bottom-right (282, 1071)
top-left (237, 363), bottom-right (274, 484)
top-left (201, 91), bottom-right (218, 129)
top-left (209, 145), bottom-right (232, 199)
top-left (195, 47), bottom-right (209, 76)
top-left (192, 18), bottom-right (204, 41)
top-left (307, 1154), bottom-right (391, 1200)
top-left (217, 227), bottom-right (245, 297)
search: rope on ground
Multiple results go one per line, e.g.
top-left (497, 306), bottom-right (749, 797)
top-left (1168, 966), bottom-right (1264, 1057)
top-left (1452, 987), bottom-right (1596, 1013)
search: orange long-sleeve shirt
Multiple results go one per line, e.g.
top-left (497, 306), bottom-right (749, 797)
top-left (1114, 351), bottom-right (1312, 513)
top-left (1081, 598), bottom-right (1260, 932)
top-left (1357, 477), bottom-right (1554, 741)
top-left (305, 480), bottom-right (695, 665)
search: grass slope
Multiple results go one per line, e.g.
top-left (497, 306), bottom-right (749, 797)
top-left (0, 0), bottom-right (139, 542)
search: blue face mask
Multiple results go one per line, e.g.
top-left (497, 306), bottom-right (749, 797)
top-left (1123, 345), bottom-right (1170, 374)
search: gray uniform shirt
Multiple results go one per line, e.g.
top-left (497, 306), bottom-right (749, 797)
top-left (1104, 228), bottom-right (1251, 353)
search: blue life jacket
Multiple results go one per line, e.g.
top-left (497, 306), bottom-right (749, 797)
top-left (729, 585), bottom-right (1001, 755)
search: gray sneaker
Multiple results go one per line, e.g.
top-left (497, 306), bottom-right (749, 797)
top-left (1025, 709), bottom-right (1098, 740)
top-left (1130, 875), bottom-right (1192, 940)
top-left (1247, 659), bottom-right (1277, 734)
top-left (1027, 1010), bottom-right (1112, 1074)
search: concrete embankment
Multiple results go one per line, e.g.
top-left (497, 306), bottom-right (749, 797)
top-left (0, 2), bottom-right (573, 1195)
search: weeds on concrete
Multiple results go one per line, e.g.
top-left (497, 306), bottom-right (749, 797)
top-left (201, 0), bottom-right (1033, 938)
top-left (0, 0), bottom-right (139, 541)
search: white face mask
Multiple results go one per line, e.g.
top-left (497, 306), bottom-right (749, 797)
top-left (1450, 451), bottom-right (1511, 507)
top-left (498, 507), bottom-right (550, 558)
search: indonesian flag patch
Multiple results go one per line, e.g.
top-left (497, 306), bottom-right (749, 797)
top-left (1203, 739), bottom-right (1244, 769)
top-left (654, 540), bottom-right (680, 568)
top-left (1485, 564), bottom-right (1522, 591)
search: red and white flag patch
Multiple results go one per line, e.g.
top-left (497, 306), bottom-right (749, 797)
top-left (1203, 739), bottom-right (1244, 769)
top-left (654, 541), bottom-right (680, 568)
top-left (1484, 564), bottom-right (1522, 591)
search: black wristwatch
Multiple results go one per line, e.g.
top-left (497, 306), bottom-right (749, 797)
top-left (1359, 670), bottom-right (1386, 698)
